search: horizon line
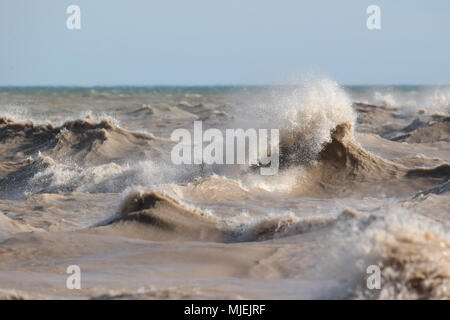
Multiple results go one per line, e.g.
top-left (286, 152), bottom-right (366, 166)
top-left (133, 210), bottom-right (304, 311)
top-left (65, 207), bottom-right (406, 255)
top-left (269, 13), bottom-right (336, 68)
top-left (0, 83), bottom-right (448, 89)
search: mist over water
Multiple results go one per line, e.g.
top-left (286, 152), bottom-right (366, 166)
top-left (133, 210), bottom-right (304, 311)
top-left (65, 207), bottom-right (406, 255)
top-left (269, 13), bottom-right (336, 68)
top-left (0, 80), bottom-right (449, 299)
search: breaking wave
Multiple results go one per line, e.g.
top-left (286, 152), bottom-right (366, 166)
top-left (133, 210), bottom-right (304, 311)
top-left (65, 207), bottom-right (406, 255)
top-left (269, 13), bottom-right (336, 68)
top-left (351, 211), bottom-right (450, 299)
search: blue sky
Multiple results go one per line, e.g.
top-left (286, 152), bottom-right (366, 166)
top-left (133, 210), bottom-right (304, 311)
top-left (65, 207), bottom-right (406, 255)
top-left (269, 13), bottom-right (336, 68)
top-left (1, 0), bottom-right (449, 86)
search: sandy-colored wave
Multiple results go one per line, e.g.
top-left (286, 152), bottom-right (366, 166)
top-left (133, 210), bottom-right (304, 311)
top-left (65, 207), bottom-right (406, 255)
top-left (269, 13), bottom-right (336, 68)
top-left (97, 181), bottom-right (350, 242)
top-left (350, 212), bottom-right (450, 300)
top-left (278, 121), bottom-right (449, 197)
top-left (0, 115), bottom-right (161, 165)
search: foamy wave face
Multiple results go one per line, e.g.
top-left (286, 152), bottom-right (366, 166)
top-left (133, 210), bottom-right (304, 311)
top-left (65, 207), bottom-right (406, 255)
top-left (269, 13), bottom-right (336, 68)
top-left (226, 77), bottom-right (355, 166)
top-left (299, 207), bottom-right (450, 300)
top-left (0, 105), bottom-right (30, 123)
top-left (239, 167), bottom-right (302, 193)
top-left (23, 157), bottom-right (205, 195)
top-left (278, 78), bottom-right (355, 160)
top-left (107, 178), bottom-right (345, 243)
top-left (373, 91), bottom-right (400, 108)
top-left (0, 106), bottom-right (121, 128)
top-left (66, 111), bottom-right (121, 127)
top-left (364, 211), bottom-right (450, 299)
top-left (426, 88), bottom-right (450, 115)
top-left (28, 157), bottom-right (125, 194)
top-left (337, 209), bottom-right (450, 300)
top-left (369, 87), bottom-right (450, 115)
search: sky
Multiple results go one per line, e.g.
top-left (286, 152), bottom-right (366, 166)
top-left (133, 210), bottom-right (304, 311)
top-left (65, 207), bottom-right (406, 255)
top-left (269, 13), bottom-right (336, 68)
top-left (0, 0), bottom-right (449, 86)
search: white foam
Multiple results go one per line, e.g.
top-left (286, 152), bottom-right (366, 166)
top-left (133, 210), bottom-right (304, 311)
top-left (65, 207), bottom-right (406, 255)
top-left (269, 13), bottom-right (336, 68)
top-left (367, 87), bottom-right (450, 115)
top-left (277, 77), bottom-right (356, 156)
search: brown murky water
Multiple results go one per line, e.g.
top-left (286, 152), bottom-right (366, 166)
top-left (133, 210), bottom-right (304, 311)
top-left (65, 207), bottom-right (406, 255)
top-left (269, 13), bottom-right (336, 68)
top-left (0, 80), bottom-right (449, 299)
